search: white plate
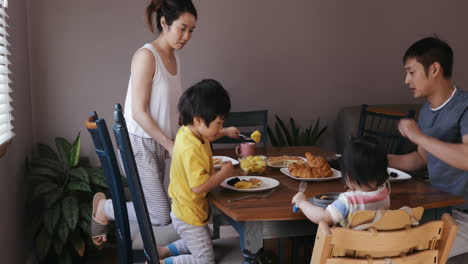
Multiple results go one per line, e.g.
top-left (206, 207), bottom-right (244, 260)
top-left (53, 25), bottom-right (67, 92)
top-left (280, 168), bottom-right (342, 182)
top-left (267, 156), bottom-right (307, 168)
top-left (387, 167), bottom-right (412, 182)
top-left (213, 156), bottom-right (239, 168)
top-left (220, 176), bottom-right (280, 192)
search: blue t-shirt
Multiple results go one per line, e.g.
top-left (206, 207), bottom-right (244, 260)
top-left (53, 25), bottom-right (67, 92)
top-left (418, 88), bottom-right (468, 209)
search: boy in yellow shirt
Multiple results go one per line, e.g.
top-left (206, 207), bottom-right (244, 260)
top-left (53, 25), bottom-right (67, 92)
top-left (159, 79), bottom-right (239, 264)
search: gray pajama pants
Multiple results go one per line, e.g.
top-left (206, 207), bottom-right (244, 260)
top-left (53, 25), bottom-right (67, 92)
top-left (164, 213), bottom-right (215, 264)
top-left (104, 133), bottom-right (171, 226)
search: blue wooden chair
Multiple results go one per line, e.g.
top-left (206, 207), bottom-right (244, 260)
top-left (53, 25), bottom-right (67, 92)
top-left (112, 104), bottom-right (159, 264)
top-left (357, 104), bottom-right (415, 154)
top-left (213, 110), bottom-right (268, 147)
top-left (86, 112), bottom-right (133, 264)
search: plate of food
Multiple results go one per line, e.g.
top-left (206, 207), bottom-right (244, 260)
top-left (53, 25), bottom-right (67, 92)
top-left (267, 156), bottom-right (307, 168)
top-left (220, 176), bottom-right (280, 192)
top-left (280, 167), bottom-right (342, 182)
top-left (387, 167), bottom-right (412, 182)
top-left (213, 156), bottom-right (239, 169)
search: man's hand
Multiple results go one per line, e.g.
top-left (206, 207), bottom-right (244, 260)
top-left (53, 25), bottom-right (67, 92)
top-left (398, 119), bottom-right (425, 144)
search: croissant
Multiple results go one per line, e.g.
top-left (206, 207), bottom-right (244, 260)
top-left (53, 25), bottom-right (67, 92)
top-left (288, 153), bottom-right (333, 178)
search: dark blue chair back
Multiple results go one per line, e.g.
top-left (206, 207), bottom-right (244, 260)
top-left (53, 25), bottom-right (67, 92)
top-left (213, 110), bottom-right (268, 146)
top-left (86, 112), bottom-right (133, 264)
top-left (357, 104), bottom-right (416, 154)
top-left (112, 104), bottom-right (159, 264)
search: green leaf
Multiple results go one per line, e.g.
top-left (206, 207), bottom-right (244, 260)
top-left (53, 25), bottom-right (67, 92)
top-left (87, 167), bottom-right (108, 189)
top-left (55, 137), bottom-right (72, 168)
top-left (43, 203), bottom-right (61, 235)
top-left (70, 133), bottom-right (81, 167)
top-left (67, 181), bottom-right (92, 193)
top-left (275, 115), bottom-right (292, 146)
top-left (38, 143), bottom-right (59, 161)
top-left (69, 167), bottom-right (89, 184)
top-left (31, 158), bottom-right (64, 174)
top-left (290, 118), bottom-right (300, 146)
top-left (34, 182), bottom-right (59, 197)
top-left (274, 122), bottom-right (286, 146)
top-left (78, 217), bottom-right (90, 235)
top-left (70, 230), bottom-right (86, 257)
top-left (53, 237), bottom-right (64, 255)
top-left (58, 250), bottom-right (72, 264)
top-left (266, 127), bottom-right (279, 146)
top-left (79, 203), bottom-right (92, 221)
top-left (30, 167), bottom-right (59, 179)
top-left (35, 228), bottom-right (51, 261)
top-left (62, 196), bottom-right (79, 231)
top-left (57, 220), bottom-right (70, 243)
top-left (43, 188), bottom-right (63, 209)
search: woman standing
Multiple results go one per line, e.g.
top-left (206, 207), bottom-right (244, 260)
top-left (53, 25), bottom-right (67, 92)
top-left (90, 0), bottom-right (198, 245)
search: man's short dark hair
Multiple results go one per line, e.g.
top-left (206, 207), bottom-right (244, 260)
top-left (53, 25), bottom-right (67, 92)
top-left (403, 36), bottom-right (453, 78)
top-left (339, 136), bottom-right (389, 188)
top-left (178, 79), bottom-right (231, 126)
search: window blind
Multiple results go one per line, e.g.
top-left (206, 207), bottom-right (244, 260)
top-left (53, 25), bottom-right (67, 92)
top-left (0, 0), bottom-right (12, 146)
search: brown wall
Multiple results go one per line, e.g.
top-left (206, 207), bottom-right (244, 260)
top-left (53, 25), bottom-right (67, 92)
top-left (28, 0), bottom-right (468, 158)
top-left (0, 0), bottom-right (33, 263)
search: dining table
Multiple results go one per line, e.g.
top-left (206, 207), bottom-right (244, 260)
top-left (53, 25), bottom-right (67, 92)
top-left (209, 146), bottom-right (465, 264)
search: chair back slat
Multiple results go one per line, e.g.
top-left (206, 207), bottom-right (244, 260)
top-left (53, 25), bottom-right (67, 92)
top-left (112, 104), bottom-right (159, 264)
top-left (86, 113), bottom-right (133, 264)
top-left (357, 104), bottom-right (415, 154)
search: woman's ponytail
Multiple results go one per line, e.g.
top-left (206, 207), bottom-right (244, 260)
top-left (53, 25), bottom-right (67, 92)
top-left (146, 0), bottom-right (163, 34)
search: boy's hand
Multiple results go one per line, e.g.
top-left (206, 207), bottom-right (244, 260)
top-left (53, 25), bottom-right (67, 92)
top-left (220, 161), bottom-right (234, 178)
top-left (224, 127), bottom-right (240, 139)
top-left (292, 192), bottom-right (307, 208)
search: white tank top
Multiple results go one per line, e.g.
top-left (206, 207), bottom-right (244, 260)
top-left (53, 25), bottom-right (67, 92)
top-left (124, 43), bottom-right (182, 140)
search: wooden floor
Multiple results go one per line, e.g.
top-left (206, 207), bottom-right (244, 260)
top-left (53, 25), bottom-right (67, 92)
top-left (85, 238), bottom-right (314, 264)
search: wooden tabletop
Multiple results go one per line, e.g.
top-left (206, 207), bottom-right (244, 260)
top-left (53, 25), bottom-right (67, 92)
top-left (209, 146), bottom-right (465, 222)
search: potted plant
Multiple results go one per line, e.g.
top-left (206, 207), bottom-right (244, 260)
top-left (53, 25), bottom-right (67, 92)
top-left (25, 133), bottom-right (108, 264)
top-left (267, 115), bottom-right (328, 146)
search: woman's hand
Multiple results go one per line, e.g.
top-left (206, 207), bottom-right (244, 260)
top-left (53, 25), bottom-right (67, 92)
top-left (165, 140), bottom-right (174, 157)
top-left (292, 192), bottom-right (307, 208)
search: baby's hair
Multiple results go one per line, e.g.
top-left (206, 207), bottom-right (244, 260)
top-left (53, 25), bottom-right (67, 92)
top-left (146, 0), bottom-right (197, 34)
top-left (178, 79), bottom-right (231, 126)
top-left (339, 136), bottom-right (388, 188)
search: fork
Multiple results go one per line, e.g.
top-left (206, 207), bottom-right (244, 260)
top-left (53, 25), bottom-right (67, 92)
top-left (228, 189), bottom-right (276, 203)
top-left (239, 133), bottom-right (254, 142)
top-left (292, 181), bottom-right (308, 213)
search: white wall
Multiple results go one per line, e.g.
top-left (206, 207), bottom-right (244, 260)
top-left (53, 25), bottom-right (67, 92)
top-left (0, 0), bottom-right (33, 263)
top-left (28, 0), bottom-right (468, 161)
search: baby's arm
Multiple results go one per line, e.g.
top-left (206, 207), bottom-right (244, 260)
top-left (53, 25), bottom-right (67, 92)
top-left (192, 162), bottom-right (234, 194)
top-left (292, 192), bottom-right (334, 225)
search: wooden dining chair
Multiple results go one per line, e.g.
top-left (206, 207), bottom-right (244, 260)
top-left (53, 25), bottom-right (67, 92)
top-left (112, 104), bottom-right (160, 264)
top-left (357, 104), bottom-right (416, 154)
top-left (213, 110), bottom-right (268, 147)
top-left (310, 208), bottom-right (458, 264)
top-left (86, 112), bottom-right (133, 264)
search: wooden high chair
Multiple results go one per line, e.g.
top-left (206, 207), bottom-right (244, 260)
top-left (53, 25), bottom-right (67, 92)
top-left (311, 207), bottom-right (458, 264)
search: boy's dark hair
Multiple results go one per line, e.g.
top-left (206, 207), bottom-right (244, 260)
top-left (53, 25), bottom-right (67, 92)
top-left (339, 136), bottom-right (388, 188)
top-left (146, 0), bottom-right (198, 34)
top-left (178, 79), bottom-right (231, 126)
top-left (403, 36), bottom-right (453, 79)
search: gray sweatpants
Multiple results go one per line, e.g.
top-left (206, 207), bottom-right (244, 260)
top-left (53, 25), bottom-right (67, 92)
top-left (165, 212), bottom-right (215, 264)
top-left (104, 134), bottom-right (171, 226)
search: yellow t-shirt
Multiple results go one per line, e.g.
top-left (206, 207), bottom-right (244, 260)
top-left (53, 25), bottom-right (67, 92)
top-left (169, 126), bottom-right (213, 226)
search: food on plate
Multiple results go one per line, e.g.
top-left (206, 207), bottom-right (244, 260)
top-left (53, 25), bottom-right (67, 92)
top-left (213, 158), bottom-right (222, 166)
top-left (389, 171), bottom-right (398, 178)
top-left (233, 178), bottom-right (263, 189)
top-left (227, 177), bottom-right (241, 186)
top-left (288, 153), bottom-right (333, 178)
top-left (268, 156), bottom-right (305, 167)
top-left (240, 155), bottom-right (267, 174)
top-left (250, 130), bottom-right (261, 143)
top-left (320, 195), bottom-right (329, 199)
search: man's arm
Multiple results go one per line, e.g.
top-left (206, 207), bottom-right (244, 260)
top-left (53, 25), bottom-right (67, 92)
top-left (398, 119), bottom-right (468, 171)
top-left (388, 145), bottom-right (427, 171)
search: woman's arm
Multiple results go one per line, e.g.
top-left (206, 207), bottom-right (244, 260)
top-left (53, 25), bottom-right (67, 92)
top-left (130, 49), bottom-right (174, 153)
